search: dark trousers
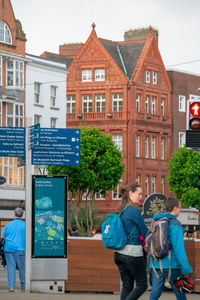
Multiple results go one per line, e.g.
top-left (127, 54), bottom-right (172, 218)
top-left (114, 252), bottom-right (147, 300)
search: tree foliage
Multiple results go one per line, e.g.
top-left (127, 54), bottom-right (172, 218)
top-left (168, 146), bottom-right (200, 209)
top-left (47, 126), bottom-right (124, 234)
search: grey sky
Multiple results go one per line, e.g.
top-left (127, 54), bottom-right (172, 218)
top-left (11, 0), bottom-right (200, 74)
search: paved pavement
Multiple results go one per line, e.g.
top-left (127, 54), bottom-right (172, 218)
top-left (0, 290), bottom-right (199, 300)
top-left (0, 267), bottom-right (199, 299)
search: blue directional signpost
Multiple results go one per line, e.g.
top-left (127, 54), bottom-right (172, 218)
top-left (29, 123), bottom-right (40, 149)
top-left (0, 127), bottom-right (25, 157)
top-left (31, 128), bottom-right (80, 166)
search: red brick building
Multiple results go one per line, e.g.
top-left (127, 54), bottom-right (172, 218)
top-left (167, 69), bottom-right (200, 153)
top-left (44, 25), bottom-right (172, 212)
top-left (0, 0), bottom-right (26, 223)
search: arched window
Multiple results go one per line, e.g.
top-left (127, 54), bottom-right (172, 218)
top-left (0, 21), bottom-right (12, 44)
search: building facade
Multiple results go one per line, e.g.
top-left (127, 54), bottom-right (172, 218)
top-left (167, 69), bottom-right (200, 153)
top-left (61, 24), bottom-right (172, 212)
top-left (26, 54), bottom-right (68, 129)
top-left (0, 0), bottom-right (26, 224)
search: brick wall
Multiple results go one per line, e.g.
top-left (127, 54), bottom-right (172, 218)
top-left (185, 239), bottom-right (200, 292)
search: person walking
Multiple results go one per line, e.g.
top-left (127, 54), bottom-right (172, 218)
top-left (1, 207), bottom-right (25, 292)
top-left (114, 183), bottom-right (148, 300)
top-left (149, 197), bottom-right (193, 300)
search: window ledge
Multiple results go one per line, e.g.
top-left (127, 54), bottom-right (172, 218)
top-left (6, 86), bottom-right (25, 91)
top-left (34, 103), bottom-right (44, 107)
top-left (50, 106), bottom-right (60, 110)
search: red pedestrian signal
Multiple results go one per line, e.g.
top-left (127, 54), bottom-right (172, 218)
top-left (186, 99), bottom-right (200, 148)
top-left (190, 102), bottom-right (200, 117)
top-left (188, 101), bottom-right (200, 130)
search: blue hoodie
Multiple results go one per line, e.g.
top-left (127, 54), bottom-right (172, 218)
top-left (150, 213), bottom-right (192, 275)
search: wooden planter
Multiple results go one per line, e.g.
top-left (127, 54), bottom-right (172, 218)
top-left (65, 237), bottom-right (120, 292)
top-left (65, 237), bottom-right (200, 293)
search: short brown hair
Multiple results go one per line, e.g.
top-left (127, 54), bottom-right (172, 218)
top-left (165, 197), bottom-right (180, 212)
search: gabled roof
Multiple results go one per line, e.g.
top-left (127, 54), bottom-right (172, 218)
top-left (100, 39), bottom-right (144, 80)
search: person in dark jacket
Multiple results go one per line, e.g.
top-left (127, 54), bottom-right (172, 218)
top-left (149, 197), bottom-right (192, 300)
top-left (114, 183), bottom-right (148, 300)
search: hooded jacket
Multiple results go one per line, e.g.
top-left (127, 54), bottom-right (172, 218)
top-left (150, 212), bottom-right (192, 275)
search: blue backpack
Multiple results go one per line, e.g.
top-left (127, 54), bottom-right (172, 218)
top-left (101, 211), bottom-right (127, 250)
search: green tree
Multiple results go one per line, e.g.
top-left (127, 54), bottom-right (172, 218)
top-left (47, 126), bottom-right (124, 235)
top-left (168, 146), bottom-right (200, 209)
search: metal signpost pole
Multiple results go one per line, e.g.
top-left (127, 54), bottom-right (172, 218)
top-left (25, 117), bottom-right (32, 292)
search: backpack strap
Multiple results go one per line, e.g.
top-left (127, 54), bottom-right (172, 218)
top-left (151, 249), bottom-right (172, 282)
top-left (120, 206), bottom-right (136, 241)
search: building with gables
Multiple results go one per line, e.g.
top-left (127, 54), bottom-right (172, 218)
top-left (48, 24), bottom-right (172, 212)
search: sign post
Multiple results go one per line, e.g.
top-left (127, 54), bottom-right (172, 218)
top-left (25, 118), bottom-right (32, 292)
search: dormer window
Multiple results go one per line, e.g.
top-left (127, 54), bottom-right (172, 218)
top-left (146, 70), bottom-right (150, 83)
top-left (82, 69), bottom-right (92, 82)
top-left (0, 21), bottom-right (12, 44)
top-left (95, 68), bottom-right (105, 81)
top-left (153, 71), bottom-right (157, 84)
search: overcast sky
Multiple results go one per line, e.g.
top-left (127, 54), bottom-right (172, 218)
top-left (11, 0), bottom-right (200, 75)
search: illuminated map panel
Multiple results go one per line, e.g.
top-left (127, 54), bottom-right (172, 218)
top-left (32, 176), bottom-right (67, 258)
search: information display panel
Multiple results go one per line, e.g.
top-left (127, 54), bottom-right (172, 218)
top-left (32, 175), bottom-right (67, 258)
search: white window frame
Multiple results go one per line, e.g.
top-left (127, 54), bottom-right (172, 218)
top-left (145, 176), bottom-right (149, 197)
top-left (67, 95), bottom-right (76, 113)
top-left (112, 93), bottom-right (123, 111)
top-left (145, 96), bottom-right (149, 113)
top-left (161, 177), bottom-right (165, 195)
top-left (145, 136), bottom-right (149, 158)
top-left (0, 157), bottom-right (24, 186)
top-left (82, 69), bottom-right (92, 82)
top-left (112, 183), bottom-right (122, 200)
top-left (151, 176), bottom-right (156, 193)
top-left (50, 117), bottom-right (57, 128)
top-left (95, 94), bottom-right (105, 112)
top-left (161, 138), bottom-right (165, 160)
top-left (136, 175), bottom-right (140, 185)
top-left (161, 98), bottom-right (165, 116)
top-left (179, 132), bottom-right (186, 147)
top-left (0, 56), bottom-right (2, 85)
top-left (112, 134), bottom-right (123, 152)
top-left (6, 103), bottom-right (24, 127)
top-left (34, 114), bottom-right (41, 125)
top-left (146, 70), bottom-right (150, 83)
top-left (151, 97), bottom-right (156, 114)
top-left (82, 95), bottom-right (92, 113)
top-left (136, 94), bottom-right (140, 112)
top-left (6, 59), bottom-right (24, 88)
top-left (82, 189), bottom-right (91, 201)
top-left (34, 82), bottom-right (41, 104)
top-left (95, 68), bottom-right (105, 81)
top-left (151, 136), bottom-right (156, 159)
top-left (179, 95), bottom-right (186, 112)
top-left (50, 86), bottom-right (57, 107)
top-left (0, 21), bottom-right (12, 44)
top-left (95, 190), bottom-right (105, 200)
top-left (153, 71), bottom-right (157, 84)
top-left (136, 135), bottom-right (140, 157)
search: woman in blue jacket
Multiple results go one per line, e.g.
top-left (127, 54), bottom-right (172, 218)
top-left (114, 183), bottom-right (148, 300)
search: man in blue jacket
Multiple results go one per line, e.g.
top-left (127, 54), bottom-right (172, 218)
top-left (1, 207), bottom-right (25, 292)
top-left (149, 197), bottom-right (192, 300)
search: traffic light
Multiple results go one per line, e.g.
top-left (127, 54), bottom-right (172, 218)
top-left (186, 99), bottom-right (200, 148)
